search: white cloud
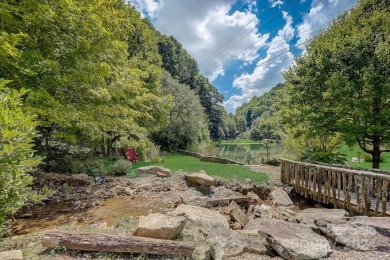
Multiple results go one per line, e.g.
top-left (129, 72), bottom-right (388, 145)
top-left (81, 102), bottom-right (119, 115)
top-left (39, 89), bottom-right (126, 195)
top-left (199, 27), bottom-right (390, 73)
top-left (269, 0), bottom-right (284, 7)
top-left (130, 0), bottom-right (163, 18)
top-left (224, 11), bottom-right (295, 113)
top-left (297, 0), bottom-right (358, 48)
top-left (130, 0), bottom-right (268, 82)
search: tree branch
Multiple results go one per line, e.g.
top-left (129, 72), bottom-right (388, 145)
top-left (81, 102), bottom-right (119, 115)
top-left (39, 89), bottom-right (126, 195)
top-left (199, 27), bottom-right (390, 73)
top-left (357, 137), bottom-right (371, 153)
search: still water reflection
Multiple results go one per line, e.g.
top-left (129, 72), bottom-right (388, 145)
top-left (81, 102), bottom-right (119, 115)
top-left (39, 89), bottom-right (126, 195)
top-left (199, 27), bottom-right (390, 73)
top-left (214, 143), bottom-right (281, 165)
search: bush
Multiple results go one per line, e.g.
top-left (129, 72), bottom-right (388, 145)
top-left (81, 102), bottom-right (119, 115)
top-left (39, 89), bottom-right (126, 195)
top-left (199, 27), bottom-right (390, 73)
top-left (363, 153), bottom-right (384, 163)
top-left (107, 159), bottom-right (132, 176)
top-left (0, 80), bottom-right (41, 234)
top-left (300, 149), bottom-right (346, 164)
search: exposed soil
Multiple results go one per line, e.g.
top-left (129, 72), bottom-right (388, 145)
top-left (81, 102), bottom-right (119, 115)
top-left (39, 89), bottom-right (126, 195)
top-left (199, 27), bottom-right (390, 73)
top-left (248, 164), bottom-right (281, 185)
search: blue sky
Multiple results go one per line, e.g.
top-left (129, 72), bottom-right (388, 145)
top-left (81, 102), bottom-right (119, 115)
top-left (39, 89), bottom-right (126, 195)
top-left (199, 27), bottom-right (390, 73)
top-left (130, 0), bottom-right (358, 113)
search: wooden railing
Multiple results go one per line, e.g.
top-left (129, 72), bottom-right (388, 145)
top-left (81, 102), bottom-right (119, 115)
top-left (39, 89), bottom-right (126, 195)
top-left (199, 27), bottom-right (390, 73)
top-left (280, 159), bottom-right (390, 216)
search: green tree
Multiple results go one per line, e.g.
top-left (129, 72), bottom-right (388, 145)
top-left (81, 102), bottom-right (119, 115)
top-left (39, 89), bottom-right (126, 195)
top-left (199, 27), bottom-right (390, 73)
top-left (0, 1), bottom-right (171, 167)
top-left (151, 71), bottom-right (209, 150)
top-left (0, 79), bottom-right (41, 232)
top-left (283, 0), bottom-right (390, 168)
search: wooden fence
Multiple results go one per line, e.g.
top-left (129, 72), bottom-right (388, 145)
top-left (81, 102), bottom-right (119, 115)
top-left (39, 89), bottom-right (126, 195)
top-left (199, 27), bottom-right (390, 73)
top-left (280, 159), bottom-right (390, 216)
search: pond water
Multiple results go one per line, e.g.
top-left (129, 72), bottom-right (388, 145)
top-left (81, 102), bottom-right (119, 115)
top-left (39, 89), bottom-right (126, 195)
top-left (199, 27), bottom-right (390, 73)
top-left (213, 143), bottom-right (281, 165)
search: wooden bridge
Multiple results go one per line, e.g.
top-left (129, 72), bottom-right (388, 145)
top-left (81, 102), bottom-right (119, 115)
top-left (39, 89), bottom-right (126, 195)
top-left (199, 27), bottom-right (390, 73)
top-left (280, 159), bottom-right (390, 216)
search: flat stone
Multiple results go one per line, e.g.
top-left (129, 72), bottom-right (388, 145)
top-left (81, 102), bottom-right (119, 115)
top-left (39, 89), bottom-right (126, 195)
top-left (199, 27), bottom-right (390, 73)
top-left (207, 228), bottom-right (267, 260)
top-left (315, 217), bottom-right (390, 252)
top-left (136, 166), bottom-right (171, 177)
top-left (269, 188), bottom-right (294, 207)
top-left (258, 219), bottom-right (332, 260)
top-left (170, 204), bottom-right (229, 229)
top-left (296, 208), bottom-right (349, 227)
top-left (228, 201), bottom-right (249, 227)
top-left (244, 218), bottom-right (266, 230)
top-left (192, 245), bottom-right (212, 260)
top-left (185, 172), bottom-right (214, 187)
top-left (210, 186), bottom-right (234, 198)
top-left (0, 250), bottom-right (23, 260)
top-left (133, 213), bottom-right (186, 240)
top-left (182, 196), bottom-right (209, 207)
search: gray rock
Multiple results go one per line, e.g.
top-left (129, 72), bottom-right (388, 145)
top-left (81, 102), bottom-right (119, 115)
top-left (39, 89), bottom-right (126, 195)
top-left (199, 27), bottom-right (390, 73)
top-left (228, 201), bottom-right (249, 227)
top-left (0, 250), bottom-right (23, 260)
top-left (207, 228), bottom-right (267, 260)
top-left (211, 186), bottom-right (234, 198)
top-left (258, 219), bottom-right (332, 260)
top-left (315, 217), bottom-right (390, 252)
top-left (133, 213), bottom-right (187, 240)
top-left (136, 166), bottom-right (171, 177)
top-left (192, 245), bottom-right (212, 260)
top-left (269, 188), bottom-right (294, 207)
top-left (253, 204), bottom-right (272, 219)
top-left (296, 208), bottom-right (349, 227)
top-left (170, 204), bottom-right (229, 229)
top-left (185, 172), bottom-right (214, 187)
top-left (244, 218), bottom-right (266, 230)
top-left (183, 196), bottom-right (209, 207)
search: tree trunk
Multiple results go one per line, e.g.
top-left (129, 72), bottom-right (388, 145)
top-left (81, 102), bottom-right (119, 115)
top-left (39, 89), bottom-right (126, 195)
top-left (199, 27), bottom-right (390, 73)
top-left (372, 136), bottom-right (381, 169)
top-left (42, 231), bottom-right (195, 256)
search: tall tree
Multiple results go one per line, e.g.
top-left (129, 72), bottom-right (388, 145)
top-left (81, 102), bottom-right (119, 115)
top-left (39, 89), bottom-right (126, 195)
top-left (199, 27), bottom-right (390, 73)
top-left (283, 0), bottom-right (390, 168)
top-left (151, 71), bottom-right (209, 150)
top-left (0, 1), bottom-right (170, 164)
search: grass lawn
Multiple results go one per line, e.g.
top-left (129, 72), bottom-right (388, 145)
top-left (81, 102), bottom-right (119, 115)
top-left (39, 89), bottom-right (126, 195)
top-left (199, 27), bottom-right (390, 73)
top-left (216, 139), bottom-right (261, 145)
top-left (128, 153), bottom-right (268, 184)
top-left (340, 144), bottom-right (390, 170)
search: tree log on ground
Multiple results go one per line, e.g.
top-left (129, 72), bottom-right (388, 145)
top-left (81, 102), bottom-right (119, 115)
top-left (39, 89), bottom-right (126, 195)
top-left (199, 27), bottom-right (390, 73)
top-left (42, 231), bottom-right (195, 256)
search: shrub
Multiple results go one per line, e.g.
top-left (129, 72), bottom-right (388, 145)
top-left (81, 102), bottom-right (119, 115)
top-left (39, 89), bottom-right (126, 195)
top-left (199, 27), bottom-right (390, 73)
top-left (363, 153), bottom-right (384, 163)
top-left (0, 80), bottom-right (41, 234)
top-left (107, 159), bottom-right (132, 176)
top-left (300, 149), bottom-right (346, 164)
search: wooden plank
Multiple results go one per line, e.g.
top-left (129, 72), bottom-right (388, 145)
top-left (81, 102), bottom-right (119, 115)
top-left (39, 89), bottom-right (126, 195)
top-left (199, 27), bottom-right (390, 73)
top-left (347, 173), bottom-right (353, 214)
top-left (355, 175), bottom-right (362, 213)
top-left (332, 171), bottom-right (337, 209)
top-left (337, 172), bottom-right (341, 208)
top-left (312, 167), bottom-right (317, 200)
top-left (363, 176), bottom-right (372, 216)
top-left (327, 170), bottom-right (332, 204)
top-left (323, 170), bottom-right (328, 204)
top-left (374, 178), bottom-right (382, 216)
top-left (317, 169), bottom-right (323, 203)
top-left (41, 231), bottom-right (195, 256)
top-left (207, 196), bottom-right (251, 207)
top-left (382, 180), bottom-right (389, 217)
top-left (342, 172), bottom-right (347, 209)
top-left (305, 166), bottom-right (309, 198)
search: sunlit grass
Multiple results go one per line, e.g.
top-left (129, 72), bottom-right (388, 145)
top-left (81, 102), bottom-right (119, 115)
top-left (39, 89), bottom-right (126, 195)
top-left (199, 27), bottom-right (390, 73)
top-left (129, 153), bottom-right (268, 184)
top-left (340, 144), bottom-right (390, 170)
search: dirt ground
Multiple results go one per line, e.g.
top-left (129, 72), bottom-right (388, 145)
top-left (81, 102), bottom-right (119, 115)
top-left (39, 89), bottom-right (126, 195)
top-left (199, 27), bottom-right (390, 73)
top-left (248, 164), bottom-right (281, 185)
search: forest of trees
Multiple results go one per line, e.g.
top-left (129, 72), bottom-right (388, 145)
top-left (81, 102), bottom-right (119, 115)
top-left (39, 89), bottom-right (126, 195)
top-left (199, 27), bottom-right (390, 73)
top-left (0, 0), bottom-right (389, 231)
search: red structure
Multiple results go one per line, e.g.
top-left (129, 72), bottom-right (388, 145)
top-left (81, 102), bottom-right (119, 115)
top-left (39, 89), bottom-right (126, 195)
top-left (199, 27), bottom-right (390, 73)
top-left (121, 148), bottom-right (141, 163)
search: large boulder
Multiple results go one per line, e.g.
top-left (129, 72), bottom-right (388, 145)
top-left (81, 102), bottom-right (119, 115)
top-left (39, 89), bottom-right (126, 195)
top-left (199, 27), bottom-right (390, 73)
top-left (170, 204), bottom-right (229, 229)
top-left (315, 217), bottom-right (390, 252)
top-left (269, 188), bottom-right (294, 207)
top-left (0, 250), bottom-right (23, 260)
top-left (296, 208), bottom-right (349, 227)
top-left (136, 166), bottom-right (171, 177)
top-left (258, 219), bottom-right (332, 260)
top-left (185, 172), bottom-right (214, 187)
top-left (207, 228), bottom-right (267, 260)
top-left (133, 213), bottom-right (186, 240)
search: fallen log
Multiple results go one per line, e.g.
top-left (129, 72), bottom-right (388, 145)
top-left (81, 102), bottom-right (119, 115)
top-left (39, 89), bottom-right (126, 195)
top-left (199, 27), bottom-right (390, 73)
top-left (207, 196), bottom-right (251, 207)
top-left (42, 231), bottom-right (195, 256)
